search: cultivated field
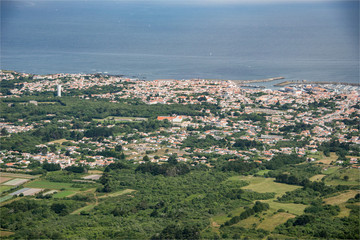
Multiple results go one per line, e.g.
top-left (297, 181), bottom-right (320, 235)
top-left (0, 177), bottom-right (11, 184)
top-left (324, 190), bottom-right (359, 205)
top-left (210, 176), bottom-right (307, 233)
top-left (99, 189), bottom-right (136, 198)
top-left (309, 174), bottom-right (326, 182)
top-left (324, 168), bottom-right (360, 186)
top-left (25, 180), bottom-right (84, 191)
top-left (257, 212), bottom-right (296, 231)
top-left (230, 175), bottom-right (301, 198)
top-left (0, 172), bottom-right (40, 179)
top-left (316, 152), bottom-right (338, 165)
top-left (52, 191), bottom-right (76, 198)
top-left (2, 178), bottom-right (29, 186)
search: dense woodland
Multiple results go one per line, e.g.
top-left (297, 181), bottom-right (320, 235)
top-left (1, 156), bottom-right (359, 239)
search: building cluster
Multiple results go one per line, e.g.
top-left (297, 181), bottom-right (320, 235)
top-left (0, 71), bottom-right (359, 170)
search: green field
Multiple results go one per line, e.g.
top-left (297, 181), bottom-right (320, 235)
top-left (0, 195), bottom-right (13, 203)
top-left (52, 191), bottom-right (76, 198)
top-left (324, 168), bottom-right (360, 186)
top-left (257, 212), bottom-right (296, 231)
top-left (25, 180), bottom-right (84, 191)
top-left (262, 200), bottom-right (307, 216)
top-left (0, 185), bottom-right (13, 193)
top-left (230, 175), bottom-right (301, 198)
top-left (316, 152), bottom-right (338, 165)
top-left (71, 203), bottom-right (97, 215)
top-left (255, 169), bottom-right (270, 176)
top-left (309, 174), bottom-right (326, 182)
top-left (0, 230), bottom-right (14, 237)
top-left (324, 190), bottom-right (359, 205)
top-left (210, 175), bottom-right (307, 233)
top-left (99, 189), bottom-right (135, 198)
top-left (0, 172), bottom-right (40, 179)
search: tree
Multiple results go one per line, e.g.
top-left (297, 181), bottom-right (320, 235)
top-left (42, 162), bottom-right (61, 171)
top-left (168, 154), bottom-right (178, 165)
top-left (51, 203), bottom-right (69, 216)
top-left (115, 145), bottom-right (123, 152)
top-left (1, 128), bottom-right (8, 136)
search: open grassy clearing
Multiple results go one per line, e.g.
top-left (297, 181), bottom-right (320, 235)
top-left (0, 230), bottom-right (15, 237)
top-left (47, 138), bottom-right (68, 144)
top-left (324, 190), bottom-right (359, 205)
top-left (88, 170), bottom-right (103, 174)
top-left (210, 176), bottom-right (307, 233)
top-left (0, 185), bottom-right (13, 193)
top-left (322, 166), bottom-right (340, 175)
top-left (25, 180), bottom-right (86, 191)
top-left (229, 175), bottom-right (301, 198)
top-left (309, 174), bottom-right (326, 182)
top-left (2, 178), bottom-right (29, 186)
top-left (0, 172), bottom-right (40, 179)
top-left (71, 203), bottom-right (97, 215)
top-left (234, 214), bottom-right (259, 228)
top-left (52, 191), bottom-right (76, 198)
top-left (0, 195), bottom-right (13, 203)
top-left (212, 206), bottom-right (246, 227)
top-left (99, 189), bottom-right (135, 198)
top-left (257, 212), bottom-right (296, 231)
top-left (324, 168), bottom-right (360, 186)
top-left (262, 200), bottom-right (307, 216)
top-left (316, 152), bottom-right (338, 165)
top-left (255, 169), bottom-right (270, 176)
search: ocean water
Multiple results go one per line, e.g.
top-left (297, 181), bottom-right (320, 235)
top-left (1, 0), bottom-right (359, 83)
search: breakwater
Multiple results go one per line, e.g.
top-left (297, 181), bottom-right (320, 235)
top-left (274, 80), bottom-right (360, 87)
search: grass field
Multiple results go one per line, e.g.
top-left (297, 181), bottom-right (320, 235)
top-left (0, 230), bottom-right (14, 237)
top-left (88, 170), bottom-right (103, 174)
top-left (324, 190), bottom-right (360, 218)
top-left (2, 178), bottom-right (29, 186)
top-left (0, 173), bottom-right (40, 179)
top-left (317, 152), bottom-right (338, 165)
top-left (71, 203), bottom-right (97, 215)
top-left (0, 185), bottom-right (13, 193)
top-left (262, 200), bottom-right (307, 216)
top-left (48, 138), bottom-right (68, 144)
top-left (257, 212), bottom-right (296, 231)
top-left (25, 180), bottom-right (83, 191)
top-left (99, 189), bottom-right (135, 198)
top-left (324, 190), bottom-right (359, 205)
top-left (210, 176), bottom-right (307, 233)
top-left (309, 174), bottom-right (326, 182)
top-left (0, 195), bottom-right (13, 203)
top-left (322, 166), bottom-right (340, 175)
top-left (256, 169), bottom-right (270, 176)
top-left (212, 207), bottom-right (245, 227)
top-left (324, 168), bottom-right (360, 186)
top-left (230, 176), bottom-right (301, 198)
top-left (52, 191), bottom-right (76, 198)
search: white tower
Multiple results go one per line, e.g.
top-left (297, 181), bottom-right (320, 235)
top-left (57, 85), bottom-right (62, 97)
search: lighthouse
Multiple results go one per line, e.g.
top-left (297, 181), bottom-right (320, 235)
top-left (57, 85), bottom-right (62, 97)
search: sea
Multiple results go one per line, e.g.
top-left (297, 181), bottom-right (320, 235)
top-left (1, 0), bottom-right (359, 85)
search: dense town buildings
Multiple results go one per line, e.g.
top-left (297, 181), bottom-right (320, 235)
top-left (1, 70), bottom-right (359, 171)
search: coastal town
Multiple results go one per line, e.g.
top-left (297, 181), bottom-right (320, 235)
top-left (1, 70), bottom-right (359, 171)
